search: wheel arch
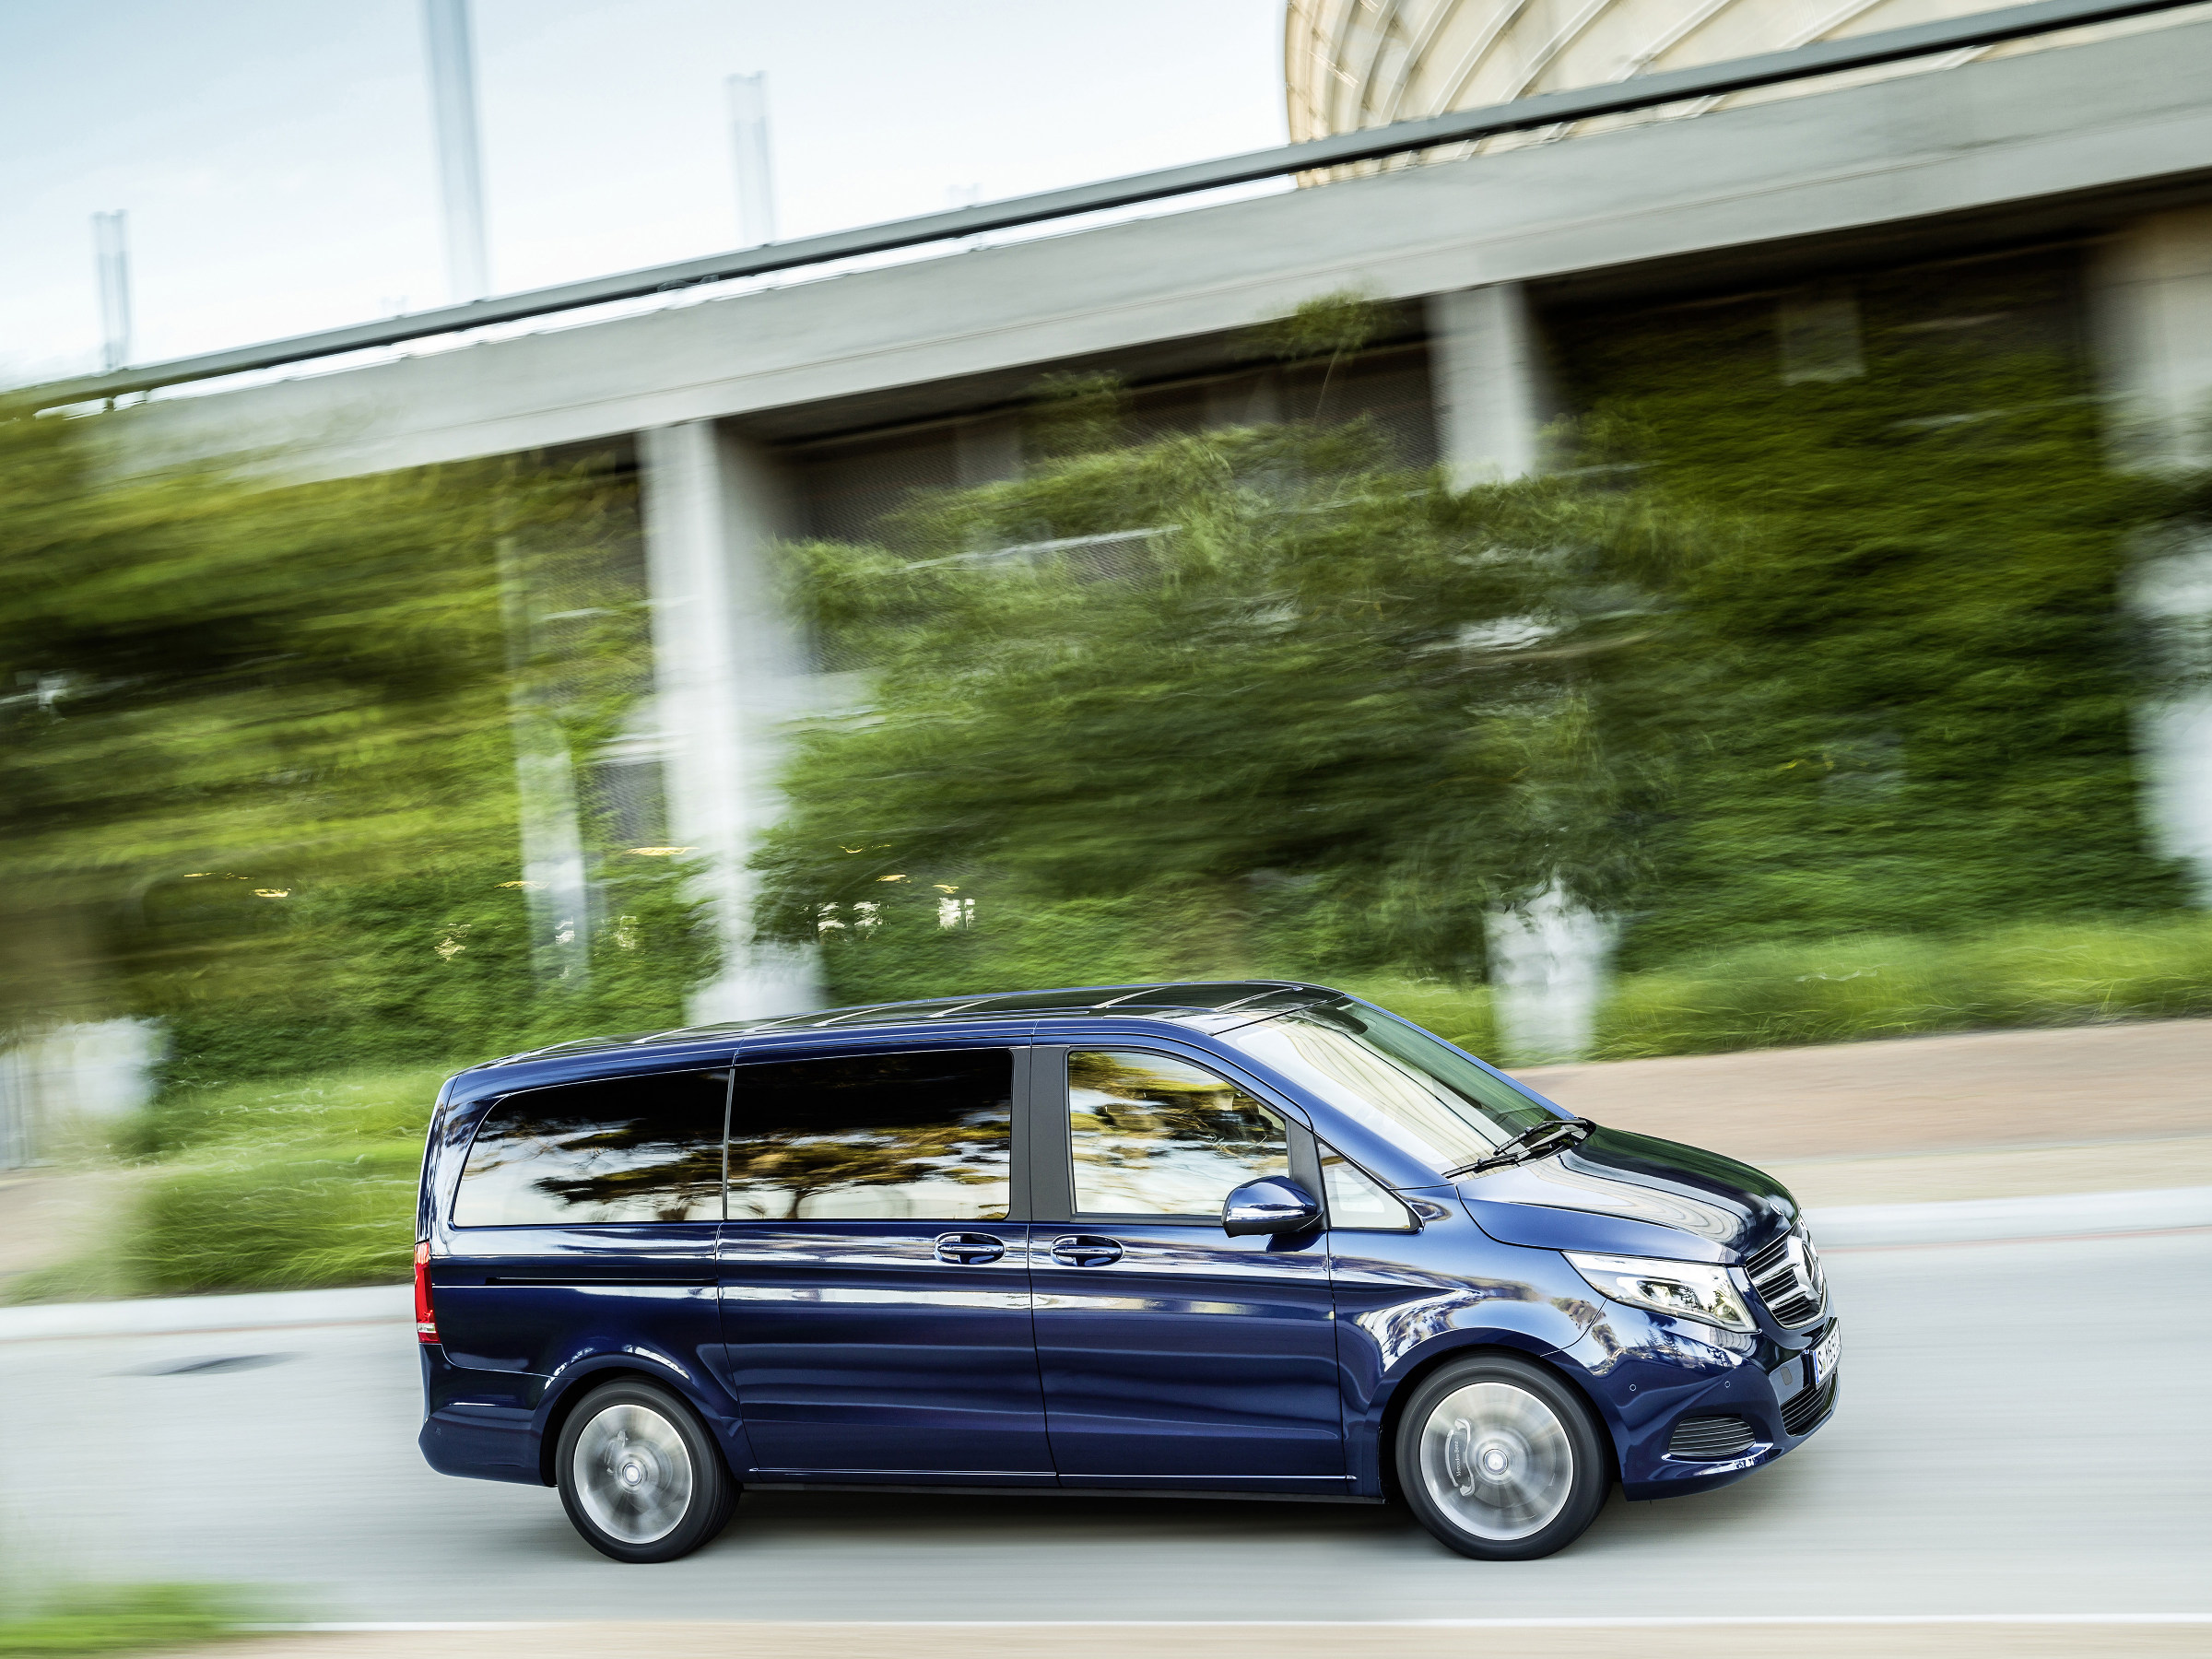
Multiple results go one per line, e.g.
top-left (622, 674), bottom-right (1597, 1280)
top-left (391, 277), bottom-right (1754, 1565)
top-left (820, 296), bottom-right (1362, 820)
top-left (535, 1359), bottom-right (731, 1488)
top-left (1373, 1339), bottom-right (1617, 1501)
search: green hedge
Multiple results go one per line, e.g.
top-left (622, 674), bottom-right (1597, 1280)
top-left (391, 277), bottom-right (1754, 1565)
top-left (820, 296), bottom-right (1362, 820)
top-left (1593, 914), bottom-right (2212, 1059)
top-left (1348, 918), bottom-right (2212, 1065)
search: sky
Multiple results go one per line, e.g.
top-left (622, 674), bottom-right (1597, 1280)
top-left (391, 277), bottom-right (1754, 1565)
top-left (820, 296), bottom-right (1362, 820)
top-left (0, 0), bottom-right (1288, 385)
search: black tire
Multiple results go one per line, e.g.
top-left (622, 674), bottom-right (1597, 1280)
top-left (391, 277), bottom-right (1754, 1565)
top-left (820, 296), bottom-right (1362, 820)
top-left (1394, 1352), bottom-right (1609, 1561)
top-left (555, 1379), bottom-right (736, 1563)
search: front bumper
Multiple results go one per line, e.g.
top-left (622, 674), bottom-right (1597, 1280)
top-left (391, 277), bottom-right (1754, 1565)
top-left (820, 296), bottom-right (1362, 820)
top-left (1616, 1314), bottom-right (1841, 1500)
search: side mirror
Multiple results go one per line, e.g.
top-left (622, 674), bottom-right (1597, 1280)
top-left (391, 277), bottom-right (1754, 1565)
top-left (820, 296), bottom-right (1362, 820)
top-left (1222, 1175), bottom-right (1323, 1238)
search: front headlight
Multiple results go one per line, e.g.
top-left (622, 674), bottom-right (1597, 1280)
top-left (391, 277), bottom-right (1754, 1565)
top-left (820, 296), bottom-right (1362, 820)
top-left (1565, 1250), bottom-right (1757, 1333)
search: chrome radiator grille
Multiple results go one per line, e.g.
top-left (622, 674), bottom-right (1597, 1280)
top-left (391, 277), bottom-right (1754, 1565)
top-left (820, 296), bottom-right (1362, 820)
top-left (1746, 1225), bottom-right (1829, 1328)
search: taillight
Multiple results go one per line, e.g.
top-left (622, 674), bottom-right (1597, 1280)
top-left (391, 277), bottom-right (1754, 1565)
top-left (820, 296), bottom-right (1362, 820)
top-left (414, 1240), bottom-right (440, 1345)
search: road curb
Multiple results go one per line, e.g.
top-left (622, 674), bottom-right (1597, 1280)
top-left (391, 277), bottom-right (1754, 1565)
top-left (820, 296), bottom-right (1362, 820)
top-left (1807, 1184), bottom-right (2212, 1247)
top-left (0, 1281), bottom-right (408, 1341)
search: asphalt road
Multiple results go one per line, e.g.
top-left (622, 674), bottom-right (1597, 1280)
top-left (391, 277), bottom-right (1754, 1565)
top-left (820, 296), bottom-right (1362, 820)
top-left (3, 1231), bottom-right (2206, 1623)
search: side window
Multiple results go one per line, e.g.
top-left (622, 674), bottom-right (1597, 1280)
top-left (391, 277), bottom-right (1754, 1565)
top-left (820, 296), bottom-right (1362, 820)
top-left (1067, 1049), bottom-right (1288, 1218)
top-left (453, 1068), bottom-right (727, 1227)
top-left (726, 1048), bottom-right (1012, 1221)
top-left (1321, 1146), bottom-right (1415, 1231)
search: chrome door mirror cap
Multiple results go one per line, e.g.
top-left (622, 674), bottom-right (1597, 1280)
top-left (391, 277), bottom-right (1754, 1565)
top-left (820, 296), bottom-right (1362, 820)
top-left (1221, 1175), bottom-right (1322, 1237)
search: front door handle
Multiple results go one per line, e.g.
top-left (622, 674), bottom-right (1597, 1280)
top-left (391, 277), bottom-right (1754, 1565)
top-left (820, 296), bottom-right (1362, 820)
top-left (935, 1231), bottom-right (1006, 1265)
top-left (1051, 1234), bottom-right (1124, 1267)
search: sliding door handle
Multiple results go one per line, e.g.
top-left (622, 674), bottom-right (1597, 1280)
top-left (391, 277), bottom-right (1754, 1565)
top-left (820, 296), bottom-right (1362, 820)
top-left (1050, 1235), bottom-right (1123, 1267)
top-left (935, 1231), bottom-right (1007, 1265)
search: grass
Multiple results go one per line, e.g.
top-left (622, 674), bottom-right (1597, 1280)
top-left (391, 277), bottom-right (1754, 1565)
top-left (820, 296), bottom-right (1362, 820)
top-left (127, 1063), bottom-right (452, 1296)
top-left (1594, 913), bottom-right (2212, 1060)
top-left (3, 1063), bottom-right (453, 1305)
top-left (0, 1585), bottom-right (245, 1656)
top-left (1337, 973), bottom-right (1499, 1055)
top-left (125, 1140), bottom-right (425, 1295)
top-left (143, 1063), bottom-right (454, 1154)
top-left (1347, 915), bottom-right (2212, 1067)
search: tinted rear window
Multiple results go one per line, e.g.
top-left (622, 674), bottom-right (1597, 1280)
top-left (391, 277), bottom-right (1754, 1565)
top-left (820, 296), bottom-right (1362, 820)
top-left (727, 1048), bottom-right (1013, 1221)
top-left (453, 1068), bottom-right (728, 1227)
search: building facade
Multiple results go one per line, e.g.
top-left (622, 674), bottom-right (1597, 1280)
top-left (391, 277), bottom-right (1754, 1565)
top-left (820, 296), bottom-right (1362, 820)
top-left (1284, 0), bottom-right (2196, 152)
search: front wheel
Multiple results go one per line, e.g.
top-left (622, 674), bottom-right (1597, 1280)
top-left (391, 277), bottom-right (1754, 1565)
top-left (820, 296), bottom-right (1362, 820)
top-left (1395, 1352), bottom-right (1609, 1560)
top-left (555, 1379), bottom-right (735, 1563)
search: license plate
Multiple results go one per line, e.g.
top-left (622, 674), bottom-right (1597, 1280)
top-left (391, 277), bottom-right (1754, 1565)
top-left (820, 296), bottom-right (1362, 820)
top-left (1810, 1324), bottom-right (1841, 1387)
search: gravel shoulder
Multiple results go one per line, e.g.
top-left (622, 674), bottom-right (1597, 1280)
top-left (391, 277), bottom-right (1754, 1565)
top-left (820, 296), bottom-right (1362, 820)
top-left (0, 1163), bottom-right (139, 1295)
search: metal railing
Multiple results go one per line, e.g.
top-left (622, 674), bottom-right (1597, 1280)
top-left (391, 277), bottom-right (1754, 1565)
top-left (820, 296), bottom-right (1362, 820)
top-left (22, 0), bottom-right (2196, 410)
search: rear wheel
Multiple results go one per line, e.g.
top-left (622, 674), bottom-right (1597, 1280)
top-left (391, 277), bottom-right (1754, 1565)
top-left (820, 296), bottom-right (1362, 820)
top-left (555, 1379), bottom-right (735, 1562)
top-left (1394, 1352), bottom-right (1608, 1560)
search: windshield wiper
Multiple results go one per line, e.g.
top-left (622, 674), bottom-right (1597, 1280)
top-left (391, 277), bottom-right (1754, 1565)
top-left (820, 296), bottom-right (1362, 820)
top-left (1444, 1116), bottom-right (1595, 1179)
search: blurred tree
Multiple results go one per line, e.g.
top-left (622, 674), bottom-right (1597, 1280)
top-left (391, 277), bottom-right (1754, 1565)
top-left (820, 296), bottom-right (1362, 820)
top-left (757, 416), bottom-right (1647, 1000)
top-left (0, 400), bottom-right (712, 1083)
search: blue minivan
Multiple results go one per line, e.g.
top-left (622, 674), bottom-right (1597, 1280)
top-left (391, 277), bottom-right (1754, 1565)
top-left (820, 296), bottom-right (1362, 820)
top-left (414, 982), bottom-right (1837, 1563)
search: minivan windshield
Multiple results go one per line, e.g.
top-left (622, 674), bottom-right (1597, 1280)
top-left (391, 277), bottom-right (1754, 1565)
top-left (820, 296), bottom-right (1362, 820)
top-left (1221, 1001), bottom-right (1559, 1172)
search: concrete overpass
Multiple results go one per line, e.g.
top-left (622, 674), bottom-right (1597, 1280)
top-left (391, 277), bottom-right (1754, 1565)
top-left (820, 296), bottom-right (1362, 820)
top-left (87, 2), bottom-right (2212, 1028)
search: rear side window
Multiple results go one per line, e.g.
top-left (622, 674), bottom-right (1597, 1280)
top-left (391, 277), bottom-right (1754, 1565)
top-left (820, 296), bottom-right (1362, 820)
top-left (453, 1068), bottom-right (728, 1227)
top-left (727, 1048), bottom-right (1013, 1221)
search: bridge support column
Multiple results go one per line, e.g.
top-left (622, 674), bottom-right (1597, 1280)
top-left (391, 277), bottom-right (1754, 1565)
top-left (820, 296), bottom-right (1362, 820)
top-left (1430, 282), bottom-right (1609, 1062)
top-left (2093, 209), bottom-right (2212, 902)
top-left (639, 419), bottom-right (821, 1022)
top-left (1429, 281), bottom-right (1555, 488)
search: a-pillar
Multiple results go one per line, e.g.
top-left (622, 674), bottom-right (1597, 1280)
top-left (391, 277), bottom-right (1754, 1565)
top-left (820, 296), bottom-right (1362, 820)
top-left (639, 419), bottom-right (822, 1022)
top-left (2092, 209), bottom-right (2212, 902)
top-left (1430, 282), bottom-right (1611, 1062)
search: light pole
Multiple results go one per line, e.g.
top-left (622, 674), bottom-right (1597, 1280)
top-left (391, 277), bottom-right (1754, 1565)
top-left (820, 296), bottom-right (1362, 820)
top-left (422, 0), bottom-right (491, 301)
top-left (726, 71), bottom-right (778, 249)
top-left (91, 210), bottom-right (132, 373)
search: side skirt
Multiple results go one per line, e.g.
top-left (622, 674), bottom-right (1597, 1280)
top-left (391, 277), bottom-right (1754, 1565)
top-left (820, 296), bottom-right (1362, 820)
top-left (741, 1480), bottom-right (1385, 1505)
